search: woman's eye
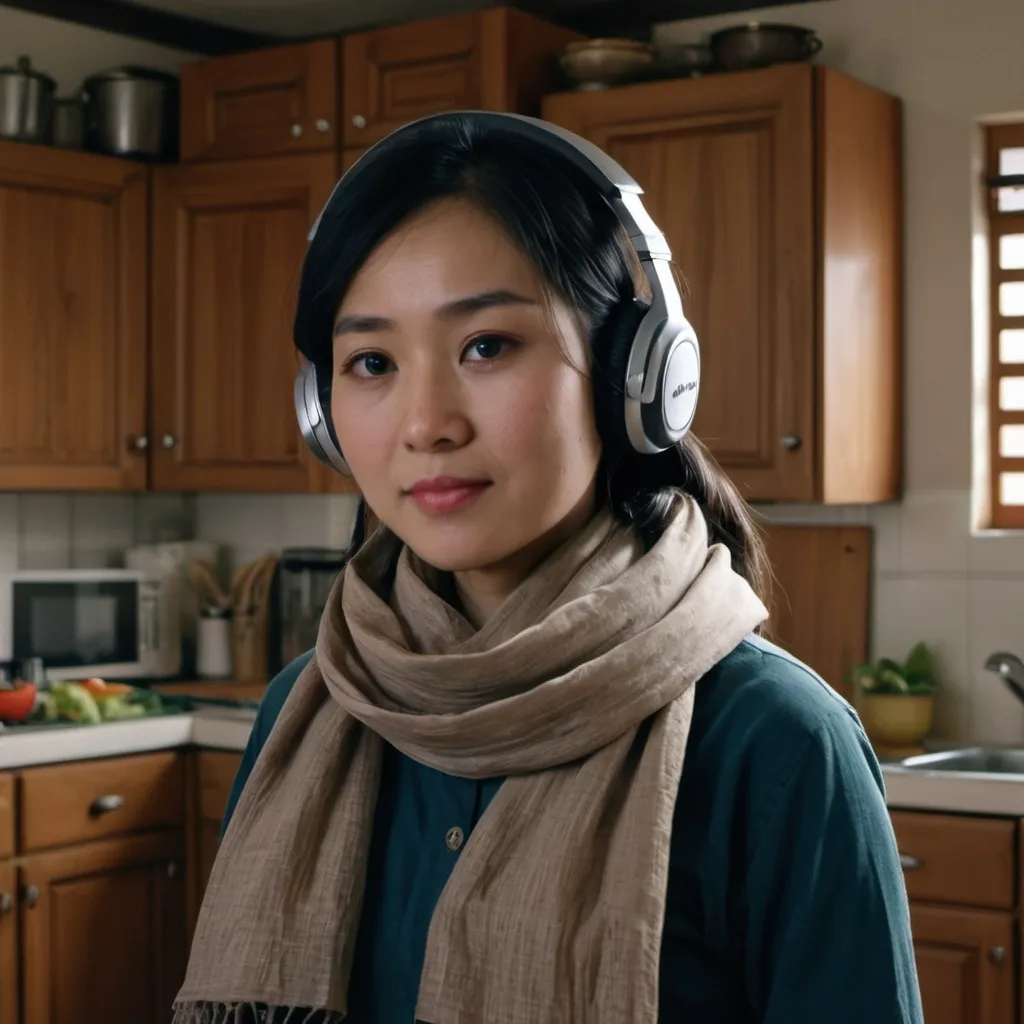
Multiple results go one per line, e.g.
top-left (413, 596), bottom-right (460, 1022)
top-left (347, 352), bottom-right (394, 378)
top-left (463, 334), bottom-right (513, 363)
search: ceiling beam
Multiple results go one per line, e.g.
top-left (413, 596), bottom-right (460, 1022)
top-left (521, 0), bottom-right (820, 37)
top-left (0, 0), bottom-right (281, 55)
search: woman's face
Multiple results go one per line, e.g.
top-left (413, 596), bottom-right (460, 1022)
top-left (331, 197), bottom-right (603, 573)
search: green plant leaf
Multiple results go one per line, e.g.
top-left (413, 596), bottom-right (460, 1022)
top-left (877, 667), bottom-right (911, 694)
top-left (903, 641), bottom-right (936, 687)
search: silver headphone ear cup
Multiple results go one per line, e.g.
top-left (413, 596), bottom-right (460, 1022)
top-left (294, 362), bottom-right (352, 475)
top-left (623, 316), bottom-right (701, 455)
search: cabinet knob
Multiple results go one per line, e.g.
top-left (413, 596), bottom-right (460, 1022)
top-left (89, 793), bottom-right (125, 816)
top-left (290, 122), bottom-right (303, 138)
top-left (989, 945), bottom-right (1007, 966)
top-left (898, 853), bottom-right (922, 871)
top-left (315, 118), bottom-right (330, 133)
top-left (129, 435), bottom-right (149, 452)
top-left (780, 433), bottom-right (802, 451)
top-left (351, 114), bottom-right (366, 129)
top-left (0, 892), bottom-right (12, 915)
top-left (22, 885), bottom-right (38, 909)
top-left (167, 861), bottom-right (178, 879)
top-left (161, 434), bottom-right (177, 450)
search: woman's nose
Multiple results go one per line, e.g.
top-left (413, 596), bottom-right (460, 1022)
top-left (400, 368), bottom-right (473, 453)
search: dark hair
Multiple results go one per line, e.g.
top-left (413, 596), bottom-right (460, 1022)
top-left (294, 114), bottom-right (771, 609)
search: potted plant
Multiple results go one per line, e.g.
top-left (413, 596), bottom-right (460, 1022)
top-left (849, 642), bottom-right (938, 757)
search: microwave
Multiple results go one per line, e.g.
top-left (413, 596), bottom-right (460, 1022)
top-left (7, 568), bottom-right (182, 680)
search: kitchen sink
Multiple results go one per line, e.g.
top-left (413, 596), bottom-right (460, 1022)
top-left (898, 747), bottom-right (1024, 775)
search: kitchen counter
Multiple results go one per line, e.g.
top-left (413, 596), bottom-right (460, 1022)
top-left (0, 706), bottom-right (256, 770)
top-left (880, 761), bottom-right (1024, 816)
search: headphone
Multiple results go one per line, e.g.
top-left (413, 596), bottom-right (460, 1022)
top-left (294, 111), bottom-right (700, 477)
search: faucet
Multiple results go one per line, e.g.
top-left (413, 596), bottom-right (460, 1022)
top-left (984, 651), bottom-right (1024, 707)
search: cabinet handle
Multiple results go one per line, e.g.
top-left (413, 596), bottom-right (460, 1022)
top-left (780, 433), bottom-right (802, 451)
top-left (315, 118), bottom-right (330, 133)
top-left (89, 793), bottom-right (125, 816)
top-left (351, 114), bottom-right (366, 129)
top-left (290, 122), bottom-right (303, 138)
top-left (989, 946), bottom-right (1007, 966)
top-left (22, 885), bottom-right (38, 909)
top-left (898, 853), bottom-right (922, 870)
top-left (161, 434), bottom-right (177, 450)
top-left (0, 892), bottom-right (12, 915)
top-left (129, 435), bottom-right (149, 452)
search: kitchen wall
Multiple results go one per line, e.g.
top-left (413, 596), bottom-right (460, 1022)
top-left (655, 0), bottom-right (1024, 743)
top-left (2, 0), bottom-right (1024, 743)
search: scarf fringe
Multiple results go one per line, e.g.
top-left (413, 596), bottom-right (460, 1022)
top-left (171, 1002), bottom-right (343, 1024)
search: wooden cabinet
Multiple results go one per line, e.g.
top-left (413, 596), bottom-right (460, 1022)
top-left (543, 64), bottom-right (903, 504)
top-left (891, 810), bottom-right (1017, 1024)
top-left (20, 832), bottom-right (186, 1024)
top-left (0, 860), bottom-right (15, 1024)
top-left (0, 754), bottom-right (188, 1024)
top-left (342, 7), bottom-right (579, 150)
top-left (181, 39), bottom-right (339, 162)
top-left (151, 152), bottom-right (350, 492)
top-left (910, 904), bottom-right (1014, 1024)
top-left (189, 751), bottom-right (241, 929)
top-left (762, 524), bottom-right (871, 701)
top-left (0, 142), bottom-right (149, 491)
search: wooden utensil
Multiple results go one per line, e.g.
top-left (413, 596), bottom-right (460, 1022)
top-left (186, 558), bottom-right (230, 608)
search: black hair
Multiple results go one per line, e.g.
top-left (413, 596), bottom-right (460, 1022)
top-left (294, 113), bottom-right (770, 608)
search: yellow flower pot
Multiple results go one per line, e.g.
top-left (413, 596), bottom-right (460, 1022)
top-left (859, 693), bottom-right (935, 759)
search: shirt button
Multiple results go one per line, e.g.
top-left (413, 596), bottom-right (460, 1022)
top-left (445, 826), bottom-right (464, 852)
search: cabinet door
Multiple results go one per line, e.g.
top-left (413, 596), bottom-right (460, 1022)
top-left (909, 903), bottom-right (1013, 1024)
top-left (343, 11), bottom-right (488, 148)
top-left (20, 831), bottom-right (187, 1024)
top-left (0, 143), bottom-right (148, 490)
top-left (180, 39), bottom-right (338, 161)
top-left (0, 862), bottom-right (16, 1024)
top-left (151, 153), bottom-right (338, 492)
top-left (543, 66), bottom-right (817, 502)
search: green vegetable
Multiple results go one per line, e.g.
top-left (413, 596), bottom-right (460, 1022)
top-left (50, 682), bottom-right (102, 725)
top-left (97, 695), bottom-right (148, 721)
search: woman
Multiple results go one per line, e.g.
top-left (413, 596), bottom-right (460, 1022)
top-left (175, 113), bottom-right (923, 1024)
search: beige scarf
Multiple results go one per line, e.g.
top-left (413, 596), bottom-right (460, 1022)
top-left (174, 496), bottom-right (767, 1024)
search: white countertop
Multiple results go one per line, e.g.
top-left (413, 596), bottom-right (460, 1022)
top-left (0, 707), bottom-right (255, 770)
top-left (881, 762), bottom-right (1024, 816)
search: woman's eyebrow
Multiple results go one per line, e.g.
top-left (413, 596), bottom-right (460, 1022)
top-left (334, 289), bottom-right (537, 337)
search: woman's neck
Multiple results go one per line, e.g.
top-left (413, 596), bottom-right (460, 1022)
top-left (453, 491), bottom-right (598, 628)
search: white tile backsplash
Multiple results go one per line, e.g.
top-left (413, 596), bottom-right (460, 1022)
top-left (70, 495), bottom-right (137, 568)
top-left (897, 489), bottom-right (970, 576)
top-left (18, 495), bottom-right (71, 569)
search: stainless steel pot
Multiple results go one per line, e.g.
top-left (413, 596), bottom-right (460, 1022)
top-left (709, 22), bottom-right (823, 71)
top-left (81, 66), bottom-right (179, 161)
top-left (0, 56), bottom-right (56, 143)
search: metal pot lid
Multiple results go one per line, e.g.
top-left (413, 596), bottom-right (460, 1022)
top-left (0, 55), bottom-right (57, 88)
top-left (83, 65), bottom-right (179, 86)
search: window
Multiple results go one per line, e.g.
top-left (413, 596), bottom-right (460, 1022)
top-left (986, 122), bottom-right (1024, 527)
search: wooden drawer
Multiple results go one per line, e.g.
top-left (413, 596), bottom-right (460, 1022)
top-left (181, 39), bottom-right (338, 161)
top-left (197, 751), bottom-right (242, 824)
top-left (0, 774), bottom-right (13, 858)
top-left (890, 810), bottom-right (1016, 910)
top-left (19, 752), bottom-right (184, 853)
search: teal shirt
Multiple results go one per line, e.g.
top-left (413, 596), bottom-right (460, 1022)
top-left (223, 636), bottom-right (923, 1023)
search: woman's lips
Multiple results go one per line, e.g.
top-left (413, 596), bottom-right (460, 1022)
top-left (405, 477), bottom-right (492, 514)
